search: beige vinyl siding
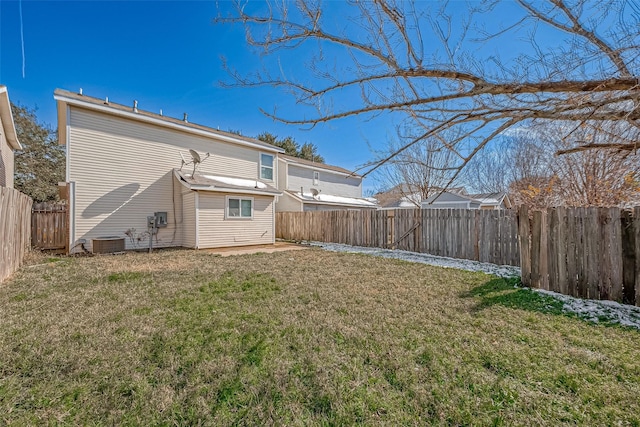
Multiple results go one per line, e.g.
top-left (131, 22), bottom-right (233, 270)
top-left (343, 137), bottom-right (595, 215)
top-left (275, 192), bottom-right (303, 212)
top-left (287, 164), bottom-right (362, 198)
top-left (182, 191), bottom-right (196, 248)
top-left (277, 158), bottom-right (287, 192)
top-left (68, 106), bottom-right (265, 251)
top-left (0, 126), bottom-right (14, 188)
top-left (197, 193), bottom-right (274, 248)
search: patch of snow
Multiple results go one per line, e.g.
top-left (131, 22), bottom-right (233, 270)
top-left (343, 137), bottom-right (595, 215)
top-left (311, 241), bottom-right (640, 330)
top-left (298, 193), bottom-right (378, 207)
top-left (536, 289), bottom-right (640, 329)
top-left (310, 242), bottom-right (520, 277)
top-left (201, 175), bottom-right (267, 189)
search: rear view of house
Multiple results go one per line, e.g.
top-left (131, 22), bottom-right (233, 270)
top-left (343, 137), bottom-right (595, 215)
top-left (0, 86), bottom-right (21, 188)
top-left (55, 89), bottom-right (283, 253)
top-left (276, 154), bottom-right (377, 211)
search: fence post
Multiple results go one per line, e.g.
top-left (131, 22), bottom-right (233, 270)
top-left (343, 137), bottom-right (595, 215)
top-left (518, 206), bottom-right (531, 287)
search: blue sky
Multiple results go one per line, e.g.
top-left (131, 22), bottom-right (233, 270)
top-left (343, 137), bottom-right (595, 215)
top-left (0, 0), bottom-right (401, 190)
top-left (0, 1), bottom-right (576, 192)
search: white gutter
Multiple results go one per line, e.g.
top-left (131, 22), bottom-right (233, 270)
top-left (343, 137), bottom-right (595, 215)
top-left (0, 87), bottom-right (22, 150)
top-left (54, 93), bottom-right (284, 154)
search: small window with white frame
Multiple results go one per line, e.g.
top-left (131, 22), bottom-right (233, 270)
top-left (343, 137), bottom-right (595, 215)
top-left (226, 196), bottom-right (253, 219)
top-left (260, 153), bottom-right (274, 181)
top-left (313, 170), bottom-right (320, 185)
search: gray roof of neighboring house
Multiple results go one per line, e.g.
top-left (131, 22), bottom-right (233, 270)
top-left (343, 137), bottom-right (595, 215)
top-left (467, 192), bottom-right (511, 207)
top-left (54, 88), bottom-right (284, 153)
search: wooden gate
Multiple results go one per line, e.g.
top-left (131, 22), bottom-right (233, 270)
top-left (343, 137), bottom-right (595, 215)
top-left (31, 202), bottom-right (68, 252)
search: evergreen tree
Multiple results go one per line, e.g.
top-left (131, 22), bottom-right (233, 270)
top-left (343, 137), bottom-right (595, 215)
top-left (257, 132), bottom-right (324, 163)
top-left (12, 103), bottom-right (65, 202)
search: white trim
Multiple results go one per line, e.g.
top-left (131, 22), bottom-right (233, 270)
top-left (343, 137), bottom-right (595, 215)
top-left (0, 86), bottom-right (21, 150)
top-left (68, 181), bottom-right (76, 253)
top-left (259, 152), bottom-right (275, 182)
top-left (55, 94), bottom-right (283, 154)
top-left (225, 195), bottom-right (254, 219)
top-left (195, 192), bottom-right (200, 248)
top-left (65, 105), bottom-right (70, 182)
top-left (272, 197), bottom-right (276, 242)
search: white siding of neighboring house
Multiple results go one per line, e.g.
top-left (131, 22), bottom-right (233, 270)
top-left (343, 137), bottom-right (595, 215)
top-left (285, 163), bottom-right (362, 198)
top-left (67, 106), bottom-right (274, 251)
top-left (0, 120), bottom-right (14, 188)
top-left (197, 193), bottom-right (274, 248)
top-left (181, 189), bottom-right (196, 248)
top-left (275, 192), bottom-right (303, 212)
top-left (277, 158), bottom-right (288, 192)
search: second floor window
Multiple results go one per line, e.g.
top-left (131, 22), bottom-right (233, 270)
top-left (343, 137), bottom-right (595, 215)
top-left (313, 171), bottom-right (320, 185)
top-left (260, 153), bottom-right (274, 181)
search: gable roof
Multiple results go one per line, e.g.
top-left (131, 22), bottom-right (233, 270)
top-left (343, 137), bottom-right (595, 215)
top-left (54, 89), bottom-right (284, 154)
top-left (467, 192), bottom-right (512, 208)
top-left (0, 86), bottom-right (21, 150)
top-left (279, 154), bottom-right (361, 177)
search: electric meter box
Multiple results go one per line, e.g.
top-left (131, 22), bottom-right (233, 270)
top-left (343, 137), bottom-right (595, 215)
top-left (154, 211), bottom-right (168, 228)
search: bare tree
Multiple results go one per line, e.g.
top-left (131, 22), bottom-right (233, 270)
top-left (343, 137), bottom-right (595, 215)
top-left (216, 0), bottom-right (640, 182)
top-left (466, 122), bottom-right (640, 207)
top-left (375, 129), bottom-right (459, 207)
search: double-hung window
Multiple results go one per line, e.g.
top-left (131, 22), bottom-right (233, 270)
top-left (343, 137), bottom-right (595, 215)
top-left (227, 197), bottom-right (253, 219)
top-left (260, 153), bottom-right (274, 181)
top-left (313, 171), bottom-right (320, 185)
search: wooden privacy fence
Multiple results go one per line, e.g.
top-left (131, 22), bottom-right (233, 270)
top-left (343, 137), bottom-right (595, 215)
top-left (520, 206), bottom-right (640, 306)
top-left (31, 202), bottom-right (68, 252)
top-left (1, 187), bottom-right (33, 283)
top-left (276, 208), bottom-right (520, 266)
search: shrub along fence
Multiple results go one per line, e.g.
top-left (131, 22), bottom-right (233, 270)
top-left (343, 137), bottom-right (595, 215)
top-left (0, 187), bottom-right (32, 283)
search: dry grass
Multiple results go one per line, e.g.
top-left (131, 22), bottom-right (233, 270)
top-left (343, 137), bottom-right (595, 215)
top-left (1, 248), bottom-right (639, 425)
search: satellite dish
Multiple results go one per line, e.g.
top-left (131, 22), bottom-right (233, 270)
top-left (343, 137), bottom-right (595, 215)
top-left (189, 149), bottom-right (201, 164)
top-left (185, 149), bottom-right (210, 176)
top-left (310, 188), bottom-right (320, 197)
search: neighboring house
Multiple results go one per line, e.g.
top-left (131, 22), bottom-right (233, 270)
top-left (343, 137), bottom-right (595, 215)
top-left (276, 154), bottom-right (377, 211)
top-left (375, 184), bottom-right (467, 209)
top-left (468, 192), bottom-right (512, 210)
top-left (0, 86), bottom-right (21, 188)
top-left (422, 191), bottom-right (511, 210)
top-left (55, 89), bottom-right (284, 253)
top-left (375, 184), bottom-right (422, 209)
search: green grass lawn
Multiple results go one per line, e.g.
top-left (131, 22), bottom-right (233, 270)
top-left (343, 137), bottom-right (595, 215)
top-left (1, 248), bottom-right (639, 426)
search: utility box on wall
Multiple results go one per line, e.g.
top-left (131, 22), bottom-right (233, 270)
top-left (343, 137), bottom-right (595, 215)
top-left (154, 211), bottom-right (168, 227)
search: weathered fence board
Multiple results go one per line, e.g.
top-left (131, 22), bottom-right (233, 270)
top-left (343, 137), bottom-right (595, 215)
top-left (31, 202), bottom-right (68, 251)
top-left (1, 187), bottom-right (33, 283)
top-left (520, 206), bottom-right (638, 306)
top-left (277, 208), bottom-right (520, 266)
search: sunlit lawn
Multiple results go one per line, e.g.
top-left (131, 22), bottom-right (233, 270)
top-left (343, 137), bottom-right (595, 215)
top-left (1, 248), bottom-right (639, 425)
